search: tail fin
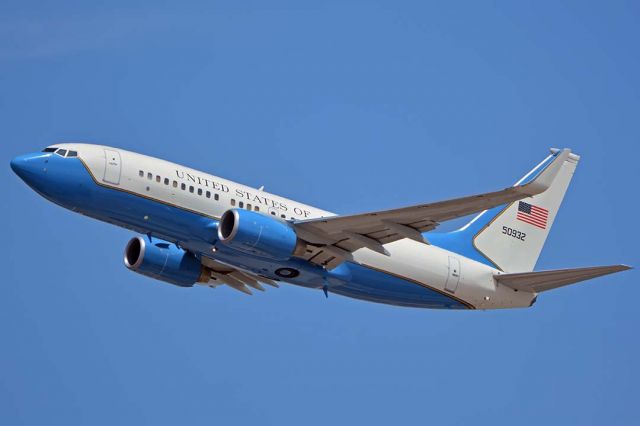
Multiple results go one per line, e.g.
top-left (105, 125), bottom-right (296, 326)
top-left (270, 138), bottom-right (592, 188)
top-left (428, 149), bottom-right (580, 272)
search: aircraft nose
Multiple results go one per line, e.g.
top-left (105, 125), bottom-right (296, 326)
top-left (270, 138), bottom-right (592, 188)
top-left (11, 154), bottom-right (29, 177)
top-left (10, 153), bottom-right (45, 183)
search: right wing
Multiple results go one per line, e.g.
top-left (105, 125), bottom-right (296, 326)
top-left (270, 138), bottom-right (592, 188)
top-left (494, 265), bottom-right (632, 293)
top-left (293, 149), bottom-right (570, 269)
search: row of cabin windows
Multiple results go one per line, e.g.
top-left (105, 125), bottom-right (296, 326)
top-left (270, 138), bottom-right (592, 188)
top-left (229, 199), bottom-right (260, 212)
top-left (138, 170), bottom-right (291, 219)
top-left (230, 199), bottom-right (287, 218)
top-left (139, 170), bottom-right (220, 201)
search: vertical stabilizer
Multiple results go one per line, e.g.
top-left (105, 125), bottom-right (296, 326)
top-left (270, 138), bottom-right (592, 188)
top-left (428, 149), bottom-right (580, 272)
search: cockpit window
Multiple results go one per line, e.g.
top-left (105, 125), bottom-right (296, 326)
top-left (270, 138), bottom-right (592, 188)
top-left (42, 147), bottom-right (78, 157)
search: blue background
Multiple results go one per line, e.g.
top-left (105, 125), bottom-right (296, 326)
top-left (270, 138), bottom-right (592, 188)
top-left (1, 1), bottom-right (638, 424)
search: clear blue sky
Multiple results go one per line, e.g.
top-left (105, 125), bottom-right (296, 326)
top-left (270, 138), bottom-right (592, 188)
top-left (2, 1), bottom-right (638, 424)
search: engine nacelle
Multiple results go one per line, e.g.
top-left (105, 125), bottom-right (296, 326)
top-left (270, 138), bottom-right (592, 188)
top-left (217, 209), bottom-right (304, 260)
top-left (124, 236), bottom-right (208, 287)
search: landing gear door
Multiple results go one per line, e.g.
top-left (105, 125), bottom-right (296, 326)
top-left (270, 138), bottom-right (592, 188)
top-left (445, 256), bottom-right (461, 293)
top-left (103, 149), bottom-right (121, 185)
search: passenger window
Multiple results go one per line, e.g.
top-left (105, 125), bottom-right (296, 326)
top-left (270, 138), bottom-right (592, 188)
top-left (56, 149), bottom-right (67, 157)
top-left (197, 188), bottom-right (202, 196)
top-left (246, 204), bottom-right (252, 210)
top-left (181, 183), bottom-right (186, 190)
top-left (270, 211), bottom-right (276, 215)
top-left (255, 206), bottom-right (260, 211)
top-left (164, 178), bottom-right (169, 185)
top-left (239, 201), bottom-right (244, 208)
top-left (231, 199), bottom-right (236, 206)
top-left (156, 175), bottom-right (161, 183)
top-left (139, 170), bottom-right (144, 177)
top-left (206, 191), bottom-right (211, 198)
top-left (147, 173), bottom-right (153, 180)
top-left (281, 214), bottom-right (286, 218)
top-left (67, 151), bottom-right (78, 157)
top-left (173, 181), bottom-right (178, 188)
top-left (214, 194), bottom-right (219, 201)
top-left (189, 186), bottom-right (194, 193)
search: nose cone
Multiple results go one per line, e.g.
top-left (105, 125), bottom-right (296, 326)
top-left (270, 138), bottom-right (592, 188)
top-left (11, 152), bottom-right (49, 190)
top-left (12, 151), bottom-right (86, 209)
top-left (11, 153), bottom-right (47, 187)
top-left (11, 154), bottom-right (29, 177)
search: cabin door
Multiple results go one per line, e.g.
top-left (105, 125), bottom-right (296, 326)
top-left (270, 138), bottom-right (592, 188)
top-left (445, 256), bottom-right (461, 293)
top-left (103, 149), bottom-right (122, 185)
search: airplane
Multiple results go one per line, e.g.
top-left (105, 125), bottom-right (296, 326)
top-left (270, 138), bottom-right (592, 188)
top-left (10, 144), bottom-right (631, 310)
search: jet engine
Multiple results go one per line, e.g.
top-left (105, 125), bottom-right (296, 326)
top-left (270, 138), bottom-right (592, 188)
top-left (124, 236), bottom-right (209, 287)
top-left (217, 209), bottom-right (305, 260)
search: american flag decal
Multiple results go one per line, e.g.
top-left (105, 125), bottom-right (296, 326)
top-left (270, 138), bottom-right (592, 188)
top-left (517, 201), bottom-right (549, 229)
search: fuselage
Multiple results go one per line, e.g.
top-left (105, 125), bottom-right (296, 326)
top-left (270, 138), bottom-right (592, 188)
top-left (10, 143), bottom-right (536, 309)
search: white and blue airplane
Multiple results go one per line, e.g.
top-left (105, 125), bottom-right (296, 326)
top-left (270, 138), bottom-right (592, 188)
top-left (11, 144), bottom-right (630, 309)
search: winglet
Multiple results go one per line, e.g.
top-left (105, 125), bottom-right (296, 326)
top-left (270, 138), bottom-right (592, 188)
top-left (517, 148), bottom-right (570, 196)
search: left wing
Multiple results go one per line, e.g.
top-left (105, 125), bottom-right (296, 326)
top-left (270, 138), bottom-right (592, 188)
top-left (200, 256), bottom-right (279, 295)
top-left (293, 149), bottom-right (570, 269)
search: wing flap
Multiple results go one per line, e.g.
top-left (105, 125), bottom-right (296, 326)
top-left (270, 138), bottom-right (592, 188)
top-left (495, 265), bottom-right (631, 293)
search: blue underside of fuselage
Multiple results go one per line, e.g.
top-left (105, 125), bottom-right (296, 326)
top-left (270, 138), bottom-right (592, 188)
top-left (21, 154), bottom-right (470, 309)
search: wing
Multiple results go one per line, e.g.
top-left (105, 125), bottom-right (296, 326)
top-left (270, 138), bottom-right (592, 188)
top-left (293, 149), bottom-right (571, 269)
top-left (199, 256), bottom-right (279, 295)
top-left (494, 265), bottom-right (631, 293)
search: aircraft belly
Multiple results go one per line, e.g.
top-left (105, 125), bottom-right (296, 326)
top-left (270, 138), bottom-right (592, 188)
top-left (330, 262), bottom-right (470, 309)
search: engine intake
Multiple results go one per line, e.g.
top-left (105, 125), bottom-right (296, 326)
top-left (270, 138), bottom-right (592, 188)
top-left (218, 209), bottom-right (304, 260)
top-left (124, 236), bottom-right (208, 287)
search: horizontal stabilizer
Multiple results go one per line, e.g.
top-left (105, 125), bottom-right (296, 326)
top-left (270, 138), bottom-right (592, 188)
top-left (495, 265), bottom-right (631, 293)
